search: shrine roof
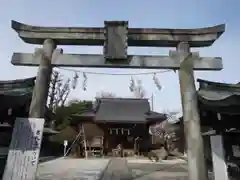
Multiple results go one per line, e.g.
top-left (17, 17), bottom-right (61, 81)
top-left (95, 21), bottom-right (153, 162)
top-left (43, 127), bottom-right (60, 135)
top-left (197, 79), bottom-right (240, 112)
top-left (0, 77), bottom-right (35, 109)
top-left (0, 77), bottom-right (35, 97)
top-left (197, 79), bottom-right (240, 100)
top-left (12, 20), bottom-right (225, 47)
top-left (72, 98), bottom-right (167, 124)
top-left (146, 111), bottom-right (167, 120)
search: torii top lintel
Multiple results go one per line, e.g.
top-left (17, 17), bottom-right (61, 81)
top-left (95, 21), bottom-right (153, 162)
top-left (11, 20), bottom-right (225, 47)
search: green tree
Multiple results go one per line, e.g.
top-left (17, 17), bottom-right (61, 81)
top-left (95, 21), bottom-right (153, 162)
top-left (49, 100), bottom-right (92, 156)
top-left (54, 100), bottom-right (92, 130)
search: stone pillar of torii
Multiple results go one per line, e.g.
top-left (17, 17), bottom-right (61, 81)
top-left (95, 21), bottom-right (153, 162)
top-left (10, 20), bottom-right (225, 180)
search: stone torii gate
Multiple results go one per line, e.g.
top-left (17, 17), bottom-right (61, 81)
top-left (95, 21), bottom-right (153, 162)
top-left (11, 20), bottom-right (225, 180)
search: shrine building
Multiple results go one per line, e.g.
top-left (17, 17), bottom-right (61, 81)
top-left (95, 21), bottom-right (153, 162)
top-left (70, 98), bottom-right (167, 157)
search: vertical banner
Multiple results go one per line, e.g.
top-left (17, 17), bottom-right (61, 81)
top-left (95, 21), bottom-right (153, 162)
top-left (3, 118), bottom-right (45, 180)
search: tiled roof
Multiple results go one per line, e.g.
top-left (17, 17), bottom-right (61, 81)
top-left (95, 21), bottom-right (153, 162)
top-left (95, 98), bottom-right (150, 123)
top-left (198, 79), bottom-right (240, 101)
top-left (0, 77), bottom-right (35, 96)
top-left (0, 77), bottom-right (35, 109)
top-left (74, 98), bottom-right (167, 123)
top-left (197, 79), bottom-right (240, 114)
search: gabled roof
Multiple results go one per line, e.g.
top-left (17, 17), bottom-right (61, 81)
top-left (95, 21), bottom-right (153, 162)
top-left (197, 79), bottom-right (240, 103)
top-left (95, 98), bottom-right (150, 123)
top-left (72, 98), bottom-right (167, 124)
top-left (146, 111), bottom-right (167, 120)
top-left (197, 79), bottom-right (240, 114)
top-left (198, 79), bottom-right (240, 100)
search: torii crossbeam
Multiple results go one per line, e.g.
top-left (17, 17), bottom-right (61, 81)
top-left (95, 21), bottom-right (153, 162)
top-left (12, 20), bottom-right (224, 47)
top-left (12, 51), bottom-right (222, 70)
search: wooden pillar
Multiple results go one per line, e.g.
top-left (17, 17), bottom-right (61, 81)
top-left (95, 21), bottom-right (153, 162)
top-left (103, 127), bottom-right (108, 156)
top-left (77, 123), bottom-right (82, 157)
top-left (134, 138), bottom-right (137, 155)
top-left (177, 42), bottom-right (207, 180)
top-left (29, 39), bottom-right (56, 118)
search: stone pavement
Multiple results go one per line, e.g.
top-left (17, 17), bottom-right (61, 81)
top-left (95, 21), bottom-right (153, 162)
top-left (101, 158), bottom-right (191, 180)
top-left (127, 159), bottom-right (216, 180)
top-left (127, 158), bottom-right (187, 165)
top-left (101, 158), bottom-right (132, 180)
top-left (36, 157), bottom-right (110, 180)
top-left (36, 157), bottom-right (215, 180)
top-left (128, 160), bottom-right (189, 180)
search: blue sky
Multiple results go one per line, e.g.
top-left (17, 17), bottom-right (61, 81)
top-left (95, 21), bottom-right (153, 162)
top-left (0, 0), bottom-right (239, 113)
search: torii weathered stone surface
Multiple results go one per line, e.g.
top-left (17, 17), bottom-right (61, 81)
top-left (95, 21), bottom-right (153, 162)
top-left (12, 20), bottom-right (224, 47)
top-left (11, 20), bottom-right (225, 180)
top-left (12, 51), bottom-right (222, 70)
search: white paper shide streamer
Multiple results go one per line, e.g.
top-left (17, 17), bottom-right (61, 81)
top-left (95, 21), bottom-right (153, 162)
top-left (153, 73), bottom-right (162, 91)
top-left (82, 72), bottom-right (87, 91)
top-left (71, 72), bottom-right (79, 90)
top-left (69, 70), bottom-right (164, 94)
top-left (129, 76), bottom-right (135, 92)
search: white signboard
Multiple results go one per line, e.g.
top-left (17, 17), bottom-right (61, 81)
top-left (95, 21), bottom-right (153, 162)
top-left (210, 135), bottom-right (229, 180)
top-left (64, 140), bottom-right (68, 147)
top-left (3, 117), bottom-right (45, 180)
top-left (63, 140), bottom-right (68, 156)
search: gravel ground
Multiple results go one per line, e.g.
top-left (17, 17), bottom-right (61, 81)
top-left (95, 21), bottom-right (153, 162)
top-left (36, 158), bottom-right (110, 180)
top-left (101, 158), bottom-right (132, 180)
top-left (36, 158), bottom-right (189, 180)
top-left (11, 157), bottom-right (217, 180)
top-left (100, 158), bottom-right (190, 180)
top-left (128, 161), bottom-right (189, 180)
top-left (35, 158), bottom-right (198, 180)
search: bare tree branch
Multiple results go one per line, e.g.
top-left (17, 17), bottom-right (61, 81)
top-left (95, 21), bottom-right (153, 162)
top-left (149, 109), bottom-right (181, 158)
top-left (48, 70), bottom-right (72, 112)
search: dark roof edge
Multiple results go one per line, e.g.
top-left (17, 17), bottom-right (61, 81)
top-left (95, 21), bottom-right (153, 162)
top-left (96, 97), bottom-right (149, 101)
top-left (0, 77), bottom-right (36, 84)
top-left (197, 79), bottom-right (240, 89)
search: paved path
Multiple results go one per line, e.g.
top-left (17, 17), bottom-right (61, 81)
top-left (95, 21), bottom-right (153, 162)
top-left (36, 157), bottom-right (215, 180)
top-left (101, 158), bottom-right (132, 180)
top-left (127, 159), bottom-right (216, 180)
top-left (36, 158), bottom-right (109, 180)
top-left (127, 158), bottom-right (187, 165)
top-left (101, 158), bottom-right (190, 180)
top-left (128, 161), bottom-right (189, 180)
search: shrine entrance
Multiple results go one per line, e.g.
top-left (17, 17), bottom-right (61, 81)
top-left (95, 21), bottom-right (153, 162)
top-left (107, 126), bottom-right (142, 156)
top-left (109, 127), bottom-right (132, 148)
top-left (108, 133), bottom-right (131, 157)
top-left (10, 20), bottom-right (225, 180)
